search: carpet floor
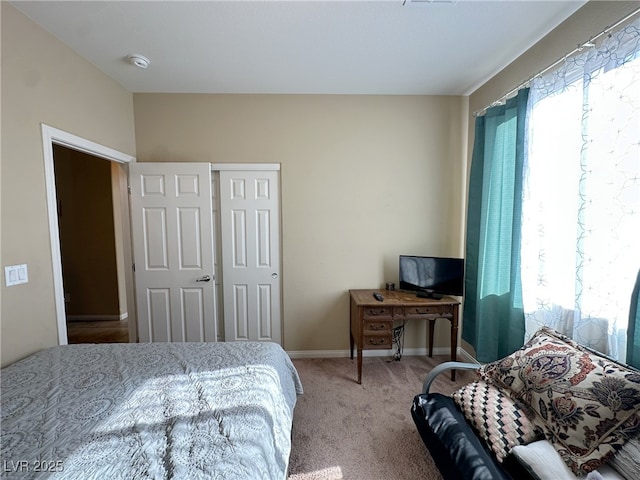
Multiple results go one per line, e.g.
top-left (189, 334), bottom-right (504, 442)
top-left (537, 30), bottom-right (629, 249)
top-left (287, 355), bottom-right (476, 480)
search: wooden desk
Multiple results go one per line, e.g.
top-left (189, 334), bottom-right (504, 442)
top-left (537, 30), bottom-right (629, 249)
top-left (349, 289), bottom-right (460, 384)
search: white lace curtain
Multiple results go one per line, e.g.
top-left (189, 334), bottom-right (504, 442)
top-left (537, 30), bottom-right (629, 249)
top-left (521, 17), bottom-right (640, 362)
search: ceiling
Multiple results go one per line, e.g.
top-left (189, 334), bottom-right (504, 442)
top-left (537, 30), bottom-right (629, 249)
top-left (11, 0), bottom-right (587, 95)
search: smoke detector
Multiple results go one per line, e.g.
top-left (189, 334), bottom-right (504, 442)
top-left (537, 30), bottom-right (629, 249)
top-left (127, 54), bottom-right (150, 69)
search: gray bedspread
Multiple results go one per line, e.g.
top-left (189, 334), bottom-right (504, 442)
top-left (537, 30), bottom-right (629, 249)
top-left (1, 342), bottom-right (303, 479)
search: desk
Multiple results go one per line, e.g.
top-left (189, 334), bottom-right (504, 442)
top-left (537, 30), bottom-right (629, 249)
top-left (349, 289), bottom-right (460, 384)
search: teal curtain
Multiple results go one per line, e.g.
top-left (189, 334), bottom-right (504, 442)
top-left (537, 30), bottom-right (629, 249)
top-left (463, 88), bottom-right (529, 363)
top-left (627, 269), bottom-right (640, 369)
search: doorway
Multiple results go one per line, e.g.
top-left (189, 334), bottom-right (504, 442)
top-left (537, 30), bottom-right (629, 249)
top-left (53, 145), bottom-right (129, 343)
top-left (42, 125), bottom-right (136, 345)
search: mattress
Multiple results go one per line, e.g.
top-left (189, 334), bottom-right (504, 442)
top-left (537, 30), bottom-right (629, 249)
top-left (1, 341), bottom-right (303, 479)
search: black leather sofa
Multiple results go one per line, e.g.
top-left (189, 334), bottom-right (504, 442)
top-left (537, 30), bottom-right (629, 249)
top-left (411, 362), bottom-right (535, 480)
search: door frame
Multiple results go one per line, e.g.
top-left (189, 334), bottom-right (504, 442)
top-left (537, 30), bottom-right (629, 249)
top-left (41, 124), bottom-right (135, 345)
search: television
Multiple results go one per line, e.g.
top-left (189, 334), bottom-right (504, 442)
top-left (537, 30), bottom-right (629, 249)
top-left (399, 255), bottom-right (464, 298)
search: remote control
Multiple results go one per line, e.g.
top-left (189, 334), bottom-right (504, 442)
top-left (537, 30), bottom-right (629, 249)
top-left (373, 292), bottom-right (384, 302)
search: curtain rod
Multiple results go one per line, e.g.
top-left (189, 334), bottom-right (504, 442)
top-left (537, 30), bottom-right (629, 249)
top-left (473, 6), bottom-right (640, 117)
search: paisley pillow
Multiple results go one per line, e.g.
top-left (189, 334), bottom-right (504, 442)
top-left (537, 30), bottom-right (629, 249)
top-left (481, 327), bottom-right (640, 475)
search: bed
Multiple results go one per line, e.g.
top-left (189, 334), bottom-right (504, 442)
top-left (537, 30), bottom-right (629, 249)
top-left (1, 341), bottom-right (303, 479)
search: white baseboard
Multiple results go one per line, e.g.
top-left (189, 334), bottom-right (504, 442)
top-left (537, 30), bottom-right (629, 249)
top-left (66, 313), bottom-right (128, 322)
top-left (287, 346), bottom-right (478, 363)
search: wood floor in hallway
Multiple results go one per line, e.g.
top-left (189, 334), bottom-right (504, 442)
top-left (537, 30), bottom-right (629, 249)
top-left (67, 319), bottom-right (129, 344)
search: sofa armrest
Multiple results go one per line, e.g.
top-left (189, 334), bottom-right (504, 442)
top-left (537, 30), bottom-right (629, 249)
top-left (422, 361), bottom-right (480, 394)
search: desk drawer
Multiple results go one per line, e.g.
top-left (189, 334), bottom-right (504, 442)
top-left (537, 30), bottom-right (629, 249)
top-left (363, 306), bottom-right (393, 320)
top-left (363, 334), bottom-right (392, 348)
top-left (405, 305), bottom-right (447, 317)
top-left (363, 319), bottom-right (392, 333)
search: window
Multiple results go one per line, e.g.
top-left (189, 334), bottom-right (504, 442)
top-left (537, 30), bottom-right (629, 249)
top-left (521, 20), bottom-right (640, 361)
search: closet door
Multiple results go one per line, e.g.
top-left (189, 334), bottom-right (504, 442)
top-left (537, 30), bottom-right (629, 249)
top-left (129, 163), bottom-right (216, 342)
top-left (219, 169), bottom-right (282, 344)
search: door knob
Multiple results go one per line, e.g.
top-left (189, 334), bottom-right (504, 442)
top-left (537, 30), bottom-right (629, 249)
top-left (271, 273), bottom-right (279, 279)
top-left (196, 275), bottom-right (212, 282)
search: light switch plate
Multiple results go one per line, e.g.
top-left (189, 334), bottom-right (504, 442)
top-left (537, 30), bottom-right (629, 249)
top-left (5, 264), bottom-right (28, 287)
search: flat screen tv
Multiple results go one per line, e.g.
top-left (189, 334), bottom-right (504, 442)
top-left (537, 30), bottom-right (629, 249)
top-left (399, 255), bottom-right (464, 298)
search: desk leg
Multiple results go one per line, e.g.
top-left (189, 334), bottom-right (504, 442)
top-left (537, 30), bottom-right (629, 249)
top-left (427, 320), bottom-right (436, 357)
top-left (357, 349), bottom-right (362, 384)
top-left (350, 331), bottom-right (354, 359)
top-left (450, 307), bottom-right (459, 381)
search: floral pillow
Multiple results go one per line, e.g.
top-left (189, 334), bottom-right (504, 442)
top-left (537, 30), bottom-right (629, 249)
top-left (480, 327), bottom-right (640, 475)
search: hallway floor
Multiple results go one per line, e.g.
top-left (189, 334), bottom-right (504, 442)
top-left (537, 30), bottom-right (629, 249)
top-left (67, 319), bottom-right (129, 344)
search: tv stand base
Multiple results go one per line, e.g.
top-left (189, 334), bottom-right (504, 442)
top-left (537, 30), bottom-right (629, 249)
top-left (416, 291), bottom-right (443, 300)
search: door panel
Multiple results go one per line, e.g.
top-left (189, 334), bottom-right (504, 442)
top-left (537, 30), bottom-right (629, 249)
top-left (130, 163), bottom-right (216, 343)
top-left (258, 285), bottom-right (272, 338)
top-left (143, 208), bottom-right (168, 269)
top-left (220, 170), bottom-right (281, 343)
top-left (233, 284), bottom-right (250, 340)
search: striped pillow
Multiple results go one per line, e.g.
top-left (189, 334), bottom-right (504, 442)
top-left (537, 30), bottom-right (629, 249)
top-left (453, 380), bottom-right (542, 462)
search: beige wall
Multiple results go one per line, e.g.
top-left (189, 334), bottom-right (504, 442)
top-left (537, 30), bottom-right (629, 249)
top-left (111, 163), bottom-right (131, 323)
top-left (133, 94), bottom-right (468, 352)
top-left (462, 0), bottom-right (639, 355)
top-left (0, 3), bottom-right (136, 366)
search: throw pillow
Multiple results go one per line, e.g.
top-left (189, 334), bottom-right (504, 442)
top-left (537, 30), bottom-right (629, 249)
top-left (452, 379), bottom-right (542, 462)
top-left (608, 436), bottom-right (640, 480)
top-left (511, 440), bottom-right (626, 480)
top-left (480, 327), bottom-right (640, 475)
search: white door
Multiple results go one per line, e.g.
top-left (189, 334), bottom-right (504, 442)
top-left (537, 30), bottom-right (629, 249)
top-left (219, 170), bottom-right (281, 343)
top-left (129, 163), bottom-right (216, 342)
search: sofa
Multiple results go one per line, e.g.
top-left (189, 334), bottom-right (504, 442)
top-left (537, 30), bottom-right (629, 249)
top-left (411, 327), bottom-right (640, 480)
